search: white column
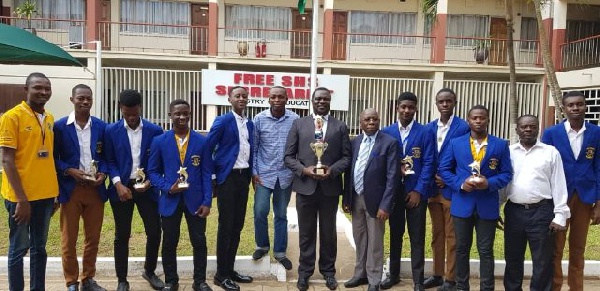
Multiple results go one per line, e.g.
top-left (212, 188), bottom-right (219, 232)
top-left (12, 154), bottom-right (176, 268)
top-left (205, 62), bottom-right (218, 130)
top-left (552, 0), bottom-right (567, 30)
top-left (430, 71), bottom-right (445, 121)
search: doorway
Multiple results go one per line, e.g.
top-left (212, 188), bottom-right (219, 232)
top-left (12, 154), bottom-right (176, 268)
top-left (489, 17), bottom-right (508, 66)
top-left (332, 11), bottom-right (347, 60)
top-left (190, 4), bottom-right (209, 55)
top-left (291, 10), bottom-right (312, 59)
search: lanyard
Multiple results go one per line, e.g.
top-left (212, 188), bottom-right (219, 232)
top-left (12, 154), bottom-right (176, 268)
top-left (175, 131), bottom-right (190, 165)
top-left (26, 104), bottom-right (47, 146)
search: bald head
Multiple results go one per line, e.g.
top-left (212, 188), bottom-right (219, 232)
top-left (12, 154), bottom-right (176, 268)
top-left (360, 108), bottom-right (380, 136)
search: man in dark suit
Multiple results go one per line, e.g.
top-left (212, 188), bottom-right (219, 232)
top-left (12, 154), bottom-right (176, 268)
top-left (284, 87), bottom-right (351, 291)
top-left (438, 105), bottom-right (513, 291)
top-left (104, 90), bottom-right (165, 291)
top-left (207, 86), bottom-right (254, 291)
top-left (54, 84), bottom-right (108, 291)
top-left (147, 99), bottom-right (213, 291)
top-left (424, 88), bottom-right (470, 291)
top-left (542, 91), bottom-right (600, 291)
top-left (381, 92), bottom-right (435, 291)
top-left (343, 108), bottom-right (398, 291)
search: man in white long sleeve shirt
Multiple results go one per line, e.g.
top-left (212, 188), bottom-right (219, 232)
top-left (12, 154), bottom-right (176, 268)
top-left (503, 115), bottom-right (570, 291)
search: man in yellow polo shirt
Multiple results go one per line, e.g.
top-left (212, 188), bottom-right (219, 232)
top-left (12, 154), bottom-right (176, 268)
top-left (0, 72), bottom-right (59, 291)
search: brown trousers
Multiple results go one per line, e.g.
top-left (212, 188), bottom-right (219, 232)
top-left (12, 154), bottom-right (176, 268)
top-left (428, 193), bottom-right (456, 281)
top-left (553, 193), bottom-right (593, 291)
top-left (60, 185), bottom-right (104, 286)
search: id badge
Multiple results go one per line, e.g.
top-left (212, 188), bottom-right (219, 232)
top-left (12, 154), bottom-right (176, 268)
top-left (38, 147), bottom-right (49, 158)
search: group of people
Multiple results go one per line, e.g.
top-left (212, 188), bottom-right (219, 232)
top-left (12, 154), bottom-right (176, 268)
top-left (0, 72), bottom-right (598, 291)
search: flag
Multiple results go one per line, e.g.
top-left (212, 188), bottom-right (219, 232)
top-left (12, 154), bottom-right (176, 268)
top-left (298, 0), bottom-right (306, 14)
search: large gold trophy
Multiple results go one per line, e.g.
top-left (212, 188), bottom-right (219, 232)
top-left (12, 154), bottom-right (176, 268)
top-left (310, 141), bottom-right (328, 175)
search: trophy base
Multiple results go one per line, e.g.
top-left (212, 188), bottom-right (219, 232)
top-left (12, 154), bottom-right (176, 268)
top-left (83, 175), bottom-right (96, 181)
top-left (177, 182), bottom-right (189, 190)
top-left (404, 170), bottom-right (415, 175)
top-left (313, 168), bottom-right (325, 175)
top-left (469, 176), bottom-right (482, 183)
top-left (133, 183), bottom-right (145, 190)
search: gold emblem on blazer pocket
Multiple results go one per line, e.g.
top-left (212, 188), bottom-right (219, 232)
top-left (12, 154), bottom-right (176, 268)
top-left (191, 155), bottom-right (201, 167)
top-left (412, 147), bottom-right (422, 158)
top-left (488, 158), bottom-right (499, 170)
top-left (96, 141), bottom-right (103, 154)
top-left (586, 146), bottom-right (595, 160)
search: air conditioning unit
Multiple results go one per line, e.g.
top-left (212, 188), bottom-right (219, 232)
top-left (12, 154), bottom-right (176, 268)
top-left (68, 25), bottom-right (84, 49)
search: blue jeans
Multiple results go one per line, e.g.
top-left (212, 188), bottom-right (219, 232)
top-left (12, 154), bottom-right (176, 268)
top-left (253, 181), bottom-right (292, 257)
top-left (5, 198), bottom-right (54, 291)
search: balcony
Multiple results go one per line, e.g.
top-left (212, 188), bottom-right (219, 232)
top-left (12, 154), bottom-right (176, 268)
top-left (444, 37), bottom-right (540, 67)
top-left (561, 34), bottom-right (600, 71)
top-left (0, 17), bottom-right (86, 48)
top-left (331, 32), bottom-right (435, 63)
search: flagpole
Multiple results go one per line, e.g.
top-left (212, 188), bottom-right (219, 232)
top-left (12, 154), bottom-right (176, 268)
top-left (309, 0), bottom-right (319, 115)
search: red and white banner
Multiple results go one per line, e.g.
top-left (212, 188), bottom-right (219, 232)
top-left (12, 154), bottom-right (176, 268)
top-left (201, 69), bottom-right (350, 111)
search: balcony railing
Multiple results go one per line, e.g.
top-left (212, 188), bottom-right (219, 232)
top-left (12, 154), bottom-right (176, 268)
top-left (97, 21), bottom-right (209, 55)
top-left (0, 16), bottom-right (86, 48)
top-left (561, 34), bottom-right (600, 71)
top-left (331, 32), bottom-right (435, 63)
top-left (218, 27), bottom-right (320, 60)
top-left (445, 36), bottom-right (540, 67)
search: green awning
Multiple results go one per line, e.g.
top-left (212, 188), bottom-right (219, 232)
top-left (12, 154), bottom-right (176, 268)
top-left (0, 23), bottom-right (83, 67)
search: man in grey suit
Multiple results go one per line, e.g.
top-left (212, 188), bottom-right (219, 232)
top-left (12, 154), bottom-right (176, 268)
top-left (343, 109), bottom-right (399, 291)
top-left (284, 87), bottom-right (352, 291)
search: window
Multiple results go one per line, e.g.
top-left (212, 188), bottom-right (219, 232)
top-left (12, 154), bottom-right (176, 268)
top-left (225, 5), bottom-right (291, 41)
top-left (120, 0), bottom-right (190, 35)
top-left (13, 0), bottom-right (85, 29)
top-left (447, 15), bottom-right (489, 46)
top-left (350, 11), bottom-right (417, 44)
top-left (519, 17), bottom-right (538, 50)
top-left (566, 20), bottom-right (600, 42)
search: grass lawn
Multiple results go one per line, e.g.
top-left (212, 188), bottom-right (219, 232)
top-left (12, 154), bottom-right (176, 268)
top-left (2, 191), bottom-right (600, 260)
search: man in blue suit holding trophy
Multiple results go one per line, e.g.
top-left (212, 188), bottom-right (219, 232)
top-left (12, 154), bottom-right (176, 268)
top-left (105, 90), bottom-right (165, 291)
top-left (148, 99), bottom-right (213, 291)
top-left (438, 105), bottom-right (513, 291)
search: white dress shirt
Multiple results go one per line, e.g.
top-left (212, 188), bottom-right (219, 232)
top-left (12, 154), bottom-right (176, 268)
top-left (233, 111), bottom-right (250, 169)
top-left (111, 118), bottom-right (144, 184)
top-left (506, 141), bottom-right (571, 226)
top-left (66, 112), bottom-right (93, 173)
top-left (564, 120), bottom-right (586, 158)
top-left (436, 115), bottom-right (454, 151)
top-left (398, 119), bottom-right (414, 154)
top-left (313, 114), bottom-right (329, 138)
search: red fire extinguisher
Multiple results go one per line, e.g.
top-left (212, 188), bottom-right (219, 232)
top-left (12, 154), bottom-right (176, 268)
top-left (255, 39), bottom-right (267, 58)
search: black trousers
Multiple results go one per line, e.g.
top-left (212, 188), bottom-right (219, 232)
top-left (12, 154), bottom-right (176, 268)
top-left (454, 214), bottom-right (496, 291)
top-left (387, 189), bottom-right (405, 277)
top-left (216, 169), bottom-right (251, 278)
top-left (161, 199), bottom-right (207, 285)
top-left (296, 184), bottom-right (339, 278)
top-left (110, 184), bottom-right (161, 282)
top-left (504, 200), bottom-right (555, 291)
top-left (405, 202), bottom-right (427, 285)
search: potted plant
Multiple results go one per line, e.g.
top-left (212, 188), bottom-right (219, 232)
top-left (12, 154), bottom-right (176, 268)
top-left (14, 0), bottom-right (38, 34)
top-left (473, 38), bottom-right (490, 64)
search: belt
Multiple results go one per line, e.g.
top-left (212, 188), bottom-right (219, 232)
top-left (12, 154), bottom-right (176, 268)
top-left (509, 199), bottom-right (552, 210)
top-left (232, 168), bottom-right (250, 174)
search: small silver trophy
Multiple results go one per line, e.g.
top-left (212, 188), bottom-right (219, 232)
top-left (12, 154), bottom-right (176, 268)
top-left (133, 167), bottom-right (147, 190)
top-left (468, 161), bottom-right (482, 182)
top-left (84, 160), bottom-right (98, 181)
top-left (310, 141), bottom-right (329, 175)
top-left (402, 156), bottom-right (415, 175)
top-left (177, 166), bottom-right (189, 189)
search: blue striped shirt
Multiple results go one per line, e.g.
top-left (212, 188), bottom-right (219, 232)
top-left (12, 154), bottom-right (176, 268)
top-left (252, 109), bottom-right (299, 189)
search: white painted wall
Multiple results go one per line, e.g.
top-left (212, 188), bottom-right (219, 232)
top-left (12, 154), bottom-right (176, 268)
top-left (0, 64), bottom-right (96, 118)
top-left (557, 67), bottom-right (600, 89)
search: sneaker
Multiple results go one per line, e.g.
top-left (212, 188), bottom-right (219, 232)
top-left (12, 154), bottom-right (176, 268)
top-left (275, 256), bottom-right (293, 270)
top-left (252, 249), bottom-right (269, 260)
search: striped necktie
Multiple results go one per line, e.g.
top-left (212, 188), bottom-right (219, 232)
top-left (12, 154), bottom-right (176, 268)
top-left (354, 136), bottom-right (373, 195)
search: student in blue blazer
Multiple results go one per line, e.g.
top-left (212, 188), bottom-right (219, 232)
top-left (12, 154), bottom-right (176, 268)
top-left (104, 90), bottom-right (165, 291)
top-left (207, 86), bottom-right (254, 291)
top-left (438, 105), bottom-right (512, 291)
top-left (423, 88), bottom-right (470, 290)
top-left (381, 92), bottom-right (435, 291)
top-left (53, 84), bottom-right (108, 291)
top-left (147, 99), bottom-right (213, 291)
top-left (542, 91), bottom-right (600, 291)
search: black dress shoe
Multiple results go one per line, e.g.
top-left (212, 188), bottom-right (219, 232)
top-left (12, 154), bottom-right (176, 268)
top-left (423, 276), bottom-right (443, 289)
top-left (437, 281), bottom-right (456, 291)
top-left (297, 277), bottom-right (309, 291)
top-left (193, 282), bottom-right (213, 291)
top-left (231, 271), bottom-right (253, 283)
top-left (324, 276), bottom-right (338, 290)
top-left (275, 256), bottom-right (293, 270)
top-left (380, 275), bottom-right (401, 290)
top-left (252, 249), bottom-right (269, 260)
top-left (414, 284), bottom-right (425, 291)
top-left (344, 277), bottom-right (369, 288)
top-left (368, 284), bottom-right (380, 291)
top-left (213, 276), bottom-right (240, 291)
top-left (67, 283), bottom-right (79, 291)
top-left (143, 272), bottom-right (166, 290)
top-left (116, 282), bottom-right (130, 291)
top-left (162, 283), bottom-right (179, 291)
